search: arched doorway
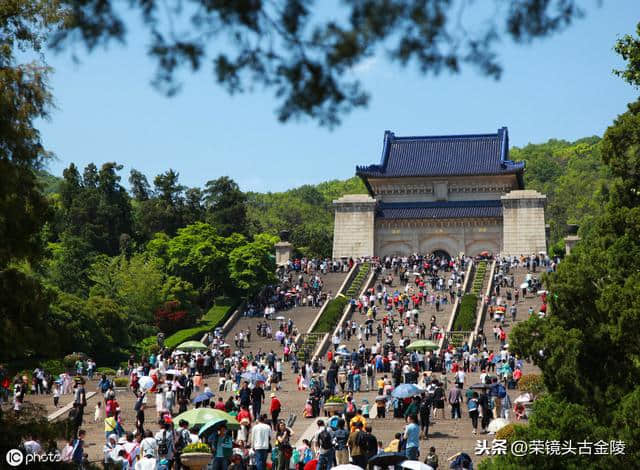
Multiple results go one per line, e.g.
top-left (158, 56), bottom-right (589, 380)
top-left (432, 249), bottom-right (451, 260)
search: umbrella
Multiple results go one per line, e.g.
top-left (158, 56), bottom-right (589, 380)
top-left (241, 371), bottom-right (267, 382)
top-left (178, 340), bottom-right (208, 351)
top-left (401, 461), bottom-right (434, 470)
top-left (411, 309), bottom-right (420, 315)
top-left (333, 466), bottom-right (364, 470)
top-left (193, 393), bottom-right (213, 404)
top-left (392, 384), bottom-right (423, 399)
top-left (487, 418), bottom-right (510, 433)
top-left (275, 331), bottom-right (286, 341)
top-left (276, 315), bottom-right (285, 320)
top-left (304, 460), bottom-right (318, 470)
top-left (519, 282), bottom-right (529, 289)
top-left (514, 393), bottom-right (533, 404)
top-left (364, 319), bottom-right (374, 324)
top-left (198, 418), bottom-right (228, 438)
top-left (470, 382), bottom-right (490, 390)
top-left (335, 350), bottom-right (350, 356)
top-left (172, 350), bottom-right (186, 356)
top-left (374, 395), bottom-right (387, 402)
top-left (219, 343), bottom-right (230, 348)
top-left (138, 376), bottom-right (154, 391)
top-left (164, 369), bottom-right (181, 376)
top-left (368, 452), bottom-right (406, 467)
top-left (406, 340), bottom-right (439, 352)
top-left (177, 409), bottom-right (239, 429)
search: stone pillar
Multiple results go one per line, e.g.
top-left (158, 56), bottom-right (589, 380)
top-left (332, 194), bottom-right (376, 259)
top-left (501, 190), bottom-right (547, 256)
top-left (275, 242), bottom-right (293, 266)
top-left (564, 236), bottom-right (580, 255)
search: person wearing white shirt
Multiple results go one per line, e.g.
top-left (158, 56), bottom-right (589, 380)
top-left (135, 453), bottom-right (157, 470)
top-left (140, 431), bottom-right (158, 459)
top-left (250, 415), bottom-right (272, 470)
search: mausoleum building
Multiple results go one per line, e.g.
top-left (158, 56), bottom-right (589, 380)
top-left (332, 127), bottom-right (547, 259)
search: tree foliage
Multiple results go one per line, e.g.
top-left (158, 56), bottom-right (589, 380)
top-left (484, 35), bottom-right (640, 468)
top-left (49, 0), bottom-right (587, 126)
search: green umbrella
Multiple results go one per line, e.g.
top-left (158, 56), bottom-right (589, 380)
top-left (198, 417), bottom-right (228, 439)
top-left (177, 340), bottom-right (208, 351)
top-left (174, 408), bottom-right (240, 429)
top-left (406, 340), bottom-right (439, 351)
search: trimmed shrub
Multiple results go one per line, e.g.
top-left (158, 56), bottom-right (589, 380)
top-left (495, 423), bottom-right (520, 442)
top-left (113, 377), bottom-right (129, 387)
top-left (313, 295), bottom-right (349, 333)
top-left (453, 294), bottom-right (477, 330)
top-left (63, 353), bottom-right (87, 369)
top-left (518, 374), bottom-right (546, 395)
top-left (41, 360), bottom-right (65, 376)
top-left (96, 367), bottom-right (117, 376)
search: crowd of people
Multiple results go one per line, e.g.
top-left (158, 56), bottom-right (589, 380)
top-left (2, 252), bottom-right (551, 470)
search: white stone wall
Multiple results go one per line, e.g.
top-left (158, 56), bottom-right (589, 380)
top-left (375, 218), bottom-right (503, 257)
top-left (501, 190), bottom-right (547, 256)
top-left (332, 195), bottom-right (376, 259)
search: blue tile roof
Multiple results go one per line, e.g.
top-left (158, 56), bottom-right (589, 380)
top-left (377, 200), bottom-right (502, 220)
top-left (356, 127), bottom-right (524, 181)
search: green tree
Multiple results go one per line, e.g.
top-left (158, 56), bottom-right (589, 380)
top-left (229, 234), bottom-right (278, 297)
top-left (483, 29), bottom-right (640, 468)
top-left (204, 177), bottom-right (248, 236)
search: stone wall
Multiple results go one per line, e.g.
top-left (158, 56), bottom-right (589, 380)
top-left (501, 190), bottom-right (547, 255)
top-left (332, 195), bottom-right (376, 259)
top-left (375, 218), bottom-right (503, 257)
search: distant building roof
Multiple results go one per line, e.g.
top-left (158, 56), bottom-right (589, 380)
top-left (377, 200), bottom-right (502, 220)
top-left (356, 127), bottom-right (524, 184)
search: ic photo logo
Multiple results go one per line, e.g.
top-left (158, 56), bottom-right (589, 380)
top-left (6, 449), bottom-right (23, 467)
top-left (6, 449), bottom-right (62, 467)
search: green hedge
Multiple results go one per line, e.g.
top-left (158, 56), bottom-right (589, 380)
top-left (164, 297), bottom-right (238, 348)
top-left (114, 377), bottom-right (129, 387)
top-left (138, 297), bottom-right (238, 352)
top-left (96, 367), bottom-right (117, 376)
top-left (312, 295), bottom-right (349, 333)
top-left (453, 294), bottom-right (478, 330)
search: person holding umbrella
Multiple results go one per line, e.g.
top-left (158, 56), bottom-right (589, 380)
top-left (208, 423), bottom-right (233, 470)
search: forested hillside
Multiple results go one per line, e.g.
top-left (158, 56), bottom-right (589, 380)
top-left (23, 136), bottom-right (607, 364)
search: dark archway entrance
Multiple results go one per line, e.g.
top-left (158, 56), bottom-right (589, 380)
top-left (433, 249), bottom-right (451, 260)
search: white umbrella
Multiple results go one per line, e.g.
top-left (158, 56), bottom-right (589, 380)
top-left (333, 465), bottom-right (363, 470)
top-left (412, 272), bottom-right (422, 276)
top-left (172, 350), bottom-right (186, 356)
top-left (514, 393), bottom-right (532, 404)
top-left (537, 290), bottom-right (548, 295)
top-left (164, 369), bottom-right (181, 376)
top-left (401, 461), bottom-right (434, 470)
top-left (138, 376), bottom-right (154, 391)
top-left (411, 309), bottom-right (419, 315)
top-left (487, 418), bottom-right (510, 433)
top-left (519, 282), bottom-right (529, 289)
top-left (276, 315), bottom-right (285, 320)
top-left (219, 343), bottom-right (230, 348)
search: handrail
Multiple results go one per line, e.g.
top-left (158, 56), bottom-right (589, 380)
top-left (468, 259), bottom-right (497, 349)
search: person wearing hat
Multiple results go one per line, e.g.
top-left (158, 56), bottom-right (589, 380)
top-left (209, 423), bottom-right (233, 470)
top-left (269, 393), bottom-right (282, 430)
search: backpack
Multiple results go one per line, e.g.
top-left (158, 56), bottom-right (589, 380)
top-left (355, 431), bottom-right (367, 449)
top-left (177, 428), bottom-right (191, 451)
top-left (100, 379), bottom-right (111, 393)
top-left (366, 365), bottom-right (373, 377)
top-left (318, 429), bottom-right (332, 450)
top-left (157, 431), bottom-right (169, 456)
top-left (346, 401), bottom-right (355, 413)
top-left (497, 384), bottom-right (507, 399)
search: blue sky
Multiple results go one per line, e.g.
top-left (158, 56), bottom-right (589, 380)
top-left (39, 1), bottom-right (639, 192)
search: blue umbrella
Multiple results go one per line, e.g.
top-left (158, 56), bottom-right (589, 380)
top-left (193, 393), bottom-right (212, 404)
top-left (335, 350), bottom-right (350, 356)
top-left (241, 371), bottom-right (266, 382)
top-left (392, 384), bottom-right (423, 399)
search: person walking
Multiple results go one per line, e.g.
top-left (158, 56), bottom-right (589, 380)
top-left (313, 420), bottom-right (334, 470)
top-left (468, 392), bottom-right (480, 434)
top-left (403, 415), bottom-right (420, 460)
top-left (270, 393), bottom-right (282, 429)
top-left (250, 415), bottom-right (272, 470)
top-left (448, 383), bottom-right (463, 420)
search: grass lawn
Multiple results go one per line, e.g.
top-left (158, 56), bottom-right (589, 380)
top-left (163, 297), bottom-right (238, 349)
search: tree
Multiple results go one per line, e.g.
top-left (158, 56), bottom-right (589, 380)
top-left (51, 0), bottom-right (588, 126)
top-left (204, 177), bottom-right (248, 236)
top-left (129, 168), bottom-right (152, 201)
top-left (483, 28), bottom-right (640, 469)
top-left (229, 234), bottom-right (278, 297)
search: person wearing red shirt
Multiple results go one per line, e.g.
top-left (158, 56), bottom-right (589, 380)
top-left (270, 393), bottom-right (282, 429)
top-left (215, 397), bottom-right (226, 410)
top-left (237, 405), bottom-right (252, 424)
